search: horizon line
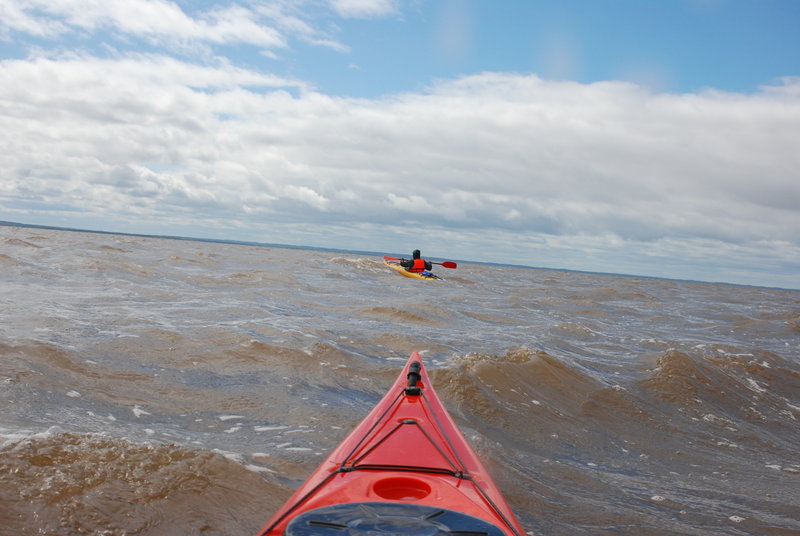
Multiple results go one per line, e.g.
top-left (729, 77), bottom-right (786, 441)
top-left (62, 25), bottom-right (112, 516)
top-left (2, 220), bottom-right (796, 292)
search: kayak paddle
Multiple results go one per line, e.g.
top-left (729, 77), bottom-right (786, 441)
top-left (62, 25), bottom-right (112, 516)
top-left (383, 256), bottom-right (457, 269)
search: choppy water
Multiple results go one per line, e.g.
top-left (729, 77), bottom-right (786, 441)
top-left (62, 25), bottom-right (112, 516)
top-left (1, 223), bottom-right (799, 536)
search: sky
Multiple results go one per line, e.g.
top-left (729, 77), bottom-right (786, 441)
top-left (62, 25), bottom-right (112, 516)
top-left (1, 0), bottom-right (799, 289)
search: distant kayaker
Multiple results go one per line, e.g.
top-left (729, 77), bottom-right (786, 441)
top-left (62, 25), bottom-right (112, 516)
top-left (400, 249), bottom-right (432, 273)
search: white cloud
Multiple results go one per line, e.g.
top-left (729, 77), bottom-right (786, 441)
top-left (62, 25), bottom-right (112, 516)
top-left (1, 49), bottom-right (799, 286)
top-left (0, 0), bottom-right (67, 38)
top-left (0, 0), bottom-right (356, 52)
top-left (386, 193), bottom-right (435, 214)
top-left (281, 185), bottom-right (330, 210)
top-left (329, 0), bottom-right (399, 19)
top-left (5, 0), bottom-right (280, 46)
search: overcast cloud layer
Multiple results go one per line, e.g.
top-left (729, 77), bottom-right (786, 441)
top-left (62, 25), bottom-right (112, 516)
top-left (2, 0), bottom-right (799, 288)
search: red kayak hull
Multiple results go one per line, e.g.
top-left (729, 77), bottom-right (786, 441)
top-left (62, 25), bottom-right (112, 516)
top-left (257, 352), bottom-right (525, 536)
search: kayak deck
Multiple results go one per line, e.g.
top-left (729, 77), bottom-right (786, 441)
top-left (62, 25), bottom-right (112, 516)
top-left (384, 260), bottom-right (442, 280)
top-left (257, 353), bottom-right (524, 536)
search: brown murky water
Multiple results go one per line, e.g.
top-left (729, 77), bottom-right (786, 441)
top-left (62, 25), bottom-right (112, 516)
top-left (2, 224), bottom-right (799, 535)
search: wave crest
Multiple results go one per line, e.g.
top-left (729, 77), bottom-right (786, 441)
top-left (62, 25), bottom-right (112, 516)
top-left (1, 430), bottom-right (280, 535)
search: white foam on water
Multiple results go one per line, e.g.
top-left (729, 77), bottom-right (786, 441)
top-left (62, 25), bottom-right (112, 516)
top-left (0, 425), bottom-right (64, 448)
top-left (746, 378), bottom-right (767, 393)
top-left (244, 464), bottom-right (276, 474)
top-left (212, 448), bottom-right (245, 464)
top-left (254, 425), bottom-right (290, 432)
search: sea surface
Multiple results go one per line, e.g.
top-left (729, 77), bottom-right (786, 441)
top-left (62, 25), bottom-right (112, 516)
top-left (1, 224), bottom-right (799, 536)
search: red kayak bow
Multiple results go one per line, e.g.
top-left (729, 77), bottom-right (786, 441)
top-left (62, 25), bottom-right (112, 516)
top-left (257, 352), bottom-right (525, 536)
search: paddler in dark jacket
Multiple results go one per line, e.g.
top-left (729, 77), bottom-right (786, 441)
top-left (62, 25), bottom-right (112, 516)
top-left (400, 250), bottom-right (433, 273)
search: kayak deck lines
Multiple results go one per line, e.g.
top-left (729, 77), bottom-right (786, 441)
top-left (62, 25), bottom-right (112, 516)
top-left (345, 415), bottom-right (463, 476)
top-left (257, 354), bottom-right (526, 536)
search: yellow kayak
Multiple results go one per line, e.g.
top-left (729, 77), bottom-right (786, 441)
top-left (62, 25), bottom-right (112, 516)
top-left (384, 260), bottom-right (442, 280)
